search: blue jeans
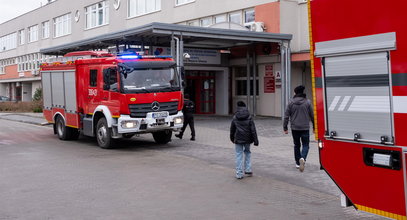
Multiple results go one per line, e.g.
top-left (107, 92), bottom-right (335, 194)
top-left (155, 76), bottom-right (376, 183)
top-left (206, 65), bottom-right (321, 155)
top-left (292, 130), bottom-right (310, 165)
top-left (235, 144), bottom-right (251, 177)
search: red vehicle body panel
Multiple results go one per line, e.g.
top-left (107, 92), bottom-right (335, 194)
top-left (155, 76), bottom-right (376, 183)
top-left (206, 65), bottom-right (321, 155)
top-left (310, 0), bottom-right (407, 218)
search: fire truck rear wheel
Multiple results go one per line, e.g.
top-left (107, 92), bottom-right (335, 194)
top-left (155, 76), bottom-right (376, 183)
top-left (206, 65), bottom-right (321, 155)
top-left (96, 117), bottom-right (114, 149)
top-left (56, 116), bottom-right (71, 140)
top-left (152, 130), bottom-right (172, 144)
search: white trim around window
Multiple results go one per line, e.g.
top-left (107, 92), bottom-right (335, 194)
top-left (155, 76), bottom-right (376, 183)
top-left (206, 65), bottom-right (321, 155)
top-left (27, 25), bottom-right (39, 43)
top-left (85, 0), bottom-right (110, 30)
top-left (128, 0), bottom-right (161, 18)
top-left (53, 13), bottom-right (72, 38)
top-left (175, 0), bottom-right (195, 7)
top-left (42, 21), bottom-right (50, 39)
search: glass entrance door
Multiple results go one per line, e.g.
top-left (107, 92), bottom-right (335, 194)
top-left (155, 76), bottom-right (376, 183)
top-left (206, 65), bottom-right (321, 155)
top-left (185, 71), bottom-right (216, 114)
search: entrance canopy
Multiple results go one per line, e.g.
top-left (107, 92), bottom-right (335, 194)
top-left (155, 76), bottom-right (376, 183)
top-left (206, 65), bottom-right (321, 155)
top-left (40, 22), bottom-right (292, 55)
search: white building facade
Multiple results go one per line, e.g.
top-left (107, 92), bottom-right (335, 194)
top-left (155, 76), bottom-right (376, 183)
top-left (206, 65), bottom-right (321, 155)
top-left (0, 0), bottom-right (310, 116)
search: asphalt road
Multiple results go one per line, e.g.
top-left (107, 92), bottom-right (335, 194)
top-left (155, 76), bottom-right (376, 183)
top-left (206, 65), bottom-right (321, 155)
top-left (0, 118), bottom-right (384, 220)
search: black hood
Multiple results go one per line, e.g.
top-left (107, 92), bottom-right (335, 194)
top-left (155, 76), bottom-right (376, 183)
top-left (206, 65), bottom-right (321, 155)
top-left (235, 107), bottom-right (250, 120)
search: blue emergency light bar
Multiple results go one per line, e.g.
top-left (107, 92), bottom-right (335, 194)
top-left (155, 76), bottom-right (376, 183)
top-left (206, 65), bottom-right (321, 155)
top-left (118, 54), bottom-right (172, 59)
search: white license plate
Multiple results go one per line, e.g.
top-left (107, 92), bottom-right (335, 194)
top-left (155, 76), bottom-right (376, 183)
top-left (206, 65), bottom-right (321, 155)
top-left (152, 112), bottom-right (168, 119)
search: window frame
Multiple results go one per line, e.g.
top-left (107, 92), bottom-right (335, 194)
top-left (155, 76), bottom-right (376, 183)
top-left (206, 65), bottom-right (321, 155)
top-left (0, 32), bottom-right (17, 52)
top-left (234, 66), bottom-right (259, 97)
top-left (200, 17), bottom-right (212, 27)
top-left (244, 8), bottom-right (255, 24)
top-left (175, 0), bottom-right (195, 6)
top-left (53, 13), bottom-right (72, 38)
top-left (214, 14), bottom-right (227, 24)
top-left (85, 0), bottom-right (110, 30)
top-left (18, 29), bottom-right (25, 45)
top-left (228, 11), bottom-right (243, 25)
top-left (27, 25), bottom-right (39, 43)
top-left (42, 21), bottom-right (50, 39)
top-left (128, 0), bottom-right (161, 18)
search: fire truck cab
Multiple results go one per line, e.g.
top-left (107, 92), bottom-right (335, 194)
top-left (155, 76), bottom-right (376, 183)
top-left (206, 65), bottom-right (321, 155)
top-left (41, 51), bottom-right (184, 149)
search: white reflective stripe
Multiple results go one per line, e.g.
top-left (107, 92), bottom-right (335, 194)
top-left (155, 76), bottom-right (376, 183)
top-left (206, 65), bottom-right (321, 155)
top-left (393, 96), bottom-right (407, 113)
top-left (348, 96), bottom-right (390, 113)
top-left (328, 96), bottom-right (341, 111)
top-left (338, 96), bottom-right (351, 111)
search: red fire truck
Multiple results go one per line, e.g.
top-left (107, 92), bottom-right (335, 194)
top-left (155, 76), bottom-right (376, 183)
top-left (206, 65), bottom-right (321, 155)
top-left (309, 0), bottom-right (407, 219)
top-left (41, 51), bottom-right (184, 149)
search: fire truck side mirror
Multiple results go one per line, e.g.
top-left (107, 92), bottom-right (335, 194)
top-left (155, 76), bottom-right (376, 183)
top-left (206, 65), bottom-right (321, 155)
top-left (103, 69), bottom-right (111, 90)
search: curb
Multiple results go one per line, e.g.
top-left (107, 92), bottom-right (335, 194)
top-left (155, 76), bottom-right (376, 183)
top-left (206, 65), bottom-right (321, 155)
top-left (0, 116), bottom-right (49, 126)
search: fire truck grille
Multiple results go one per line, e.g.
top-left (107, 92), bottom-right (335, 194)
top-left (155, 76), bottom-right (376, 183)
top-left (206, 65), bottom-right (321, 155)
top-left (129, 102), bottom-right (179, 118)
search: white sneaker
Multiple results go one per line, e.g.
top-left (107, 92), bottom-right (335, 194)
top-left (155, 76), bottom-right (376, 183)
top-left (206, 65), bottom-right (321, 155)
top-left (299, 158), bottom-right (305, 172)
top-left (296, 164), bottom-right (300, 169)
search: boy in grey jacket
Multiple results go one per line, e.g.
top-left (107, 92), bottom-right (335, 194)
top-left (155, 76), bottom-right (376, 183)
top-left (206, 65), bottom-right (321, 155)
top-left (283, 85), bottom-right (314, 172)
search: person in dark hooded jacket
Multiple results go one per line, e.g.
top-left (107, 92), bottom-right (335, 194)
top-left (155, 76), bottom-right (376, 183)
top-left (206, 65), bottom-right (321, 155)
top-left (230, 101), bottom-right (259, 179)
top-left (175, 94), bottom-right (196, 141)
top-left (283, 85), bottom-right (314, 172)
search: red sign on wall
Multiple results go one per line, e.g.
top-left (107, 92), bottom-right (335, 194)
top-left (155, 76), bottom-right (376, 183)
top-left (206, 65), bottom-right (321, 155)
top-left (265, 65), bottom-right (274, 77)
top-left (264, 65), bottom-right (275, 93)
top-left (264, 76), bottom-right (275, 93)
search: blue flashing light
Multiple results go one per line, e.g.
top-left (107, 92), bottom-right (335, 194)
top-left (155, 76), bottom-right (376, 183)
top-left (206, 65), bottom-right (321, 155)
top-left (119, 55), bottom-right (141, 59)
top-left (118, 54), bottom-right (173, 60)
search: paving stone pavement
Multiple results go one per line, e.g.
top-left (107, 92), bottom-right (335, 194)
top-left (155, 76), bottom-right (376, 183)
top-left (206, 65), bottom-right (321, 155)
top-left (0, 112), bottom-right (385, 219)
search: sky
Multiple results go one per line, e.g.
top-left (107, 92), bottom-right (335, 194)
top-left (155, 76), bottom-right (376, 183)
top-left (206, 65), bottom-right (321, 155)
top-left (0, 0), bottom-right (49, 24)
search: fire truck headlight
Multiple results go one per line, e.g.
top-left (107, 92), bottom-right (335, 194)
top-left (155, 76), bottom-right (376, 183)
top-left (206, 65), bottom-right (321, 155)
top-left (174, 117), bottom-right (183, 124)
top-left (121, 121), bottom-right (138, 129)
top-left (318, 140), bottom-right (324, 149)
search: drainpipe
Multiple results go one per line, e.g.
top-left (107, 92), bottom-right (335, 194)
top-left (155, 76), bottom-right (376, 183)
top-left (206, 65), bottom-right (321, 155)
top-left (280, 43), bottom-right (286, 120)
top-left (252, 49), bottom-right (257, 117)
top-left (246, 49), bottom-right (250, 111)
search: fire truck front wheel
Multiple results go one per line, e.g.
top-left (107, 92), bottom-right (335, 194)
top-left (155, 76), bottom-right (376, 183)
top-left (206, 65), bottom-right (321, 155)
top-left (152, 130), bottom-right (172, 144)
top-left (96, 117), bottom-right (114, 149)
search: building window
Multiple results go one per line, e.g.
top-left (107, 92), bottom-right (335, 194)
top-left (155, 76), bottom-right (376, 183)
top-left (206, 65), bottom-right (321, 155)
top-left (18, 29), bottom-right (25, 45)
top-left (17, 53), bottom-right (42, 72)
top-left (214, 14), bottom-right (226, 24)
top-left (200, 17), bottom-right (212, 27)
top-left (90, 69), bottom-right (98, 87)
top-left (176, 0), bottom-right (194, 6)
top-left (244, 9), bottom-right (255, 23)
top-left (128, 0), bottom-right (161, 18)
top-left (236, 80), bottom-right (259, 96)
top-left (85, 1), bottom-right (109, 29)
top-left (28, 25), bottom-right (39, 43)
top-left (187, 20), bottom-right (199, 26)
top-left (234, 67), bottom-right (259, 96)
top-left (42, 21), bottom-right (50, 39)
top-left (0, 32), bottom-right (17, 52)
top-left (53, 13), bottom-right (71, 38)
top-left (229, 11), bottom-right (242, 24)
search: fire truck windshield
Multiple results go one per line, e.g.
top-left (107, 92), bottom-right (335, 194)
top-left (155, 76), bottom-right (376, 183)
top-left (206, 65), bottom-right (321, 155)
top-left (120, 67), bottom-right (180, 93)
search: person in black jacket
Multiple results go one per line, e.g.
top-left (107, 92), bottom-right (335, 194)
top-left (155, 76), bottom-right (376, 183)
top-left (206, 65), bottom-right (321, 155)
top-left (175, 94), bottom-right (196, 141)
top-left (230, 101), bottom-right (259, 179)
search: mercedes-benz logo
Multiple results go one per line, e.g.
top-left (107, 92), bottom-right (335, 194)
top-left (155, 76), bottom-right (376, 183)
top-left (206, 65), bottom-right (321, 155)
top-left (151, 101), bottom-right (160, 111)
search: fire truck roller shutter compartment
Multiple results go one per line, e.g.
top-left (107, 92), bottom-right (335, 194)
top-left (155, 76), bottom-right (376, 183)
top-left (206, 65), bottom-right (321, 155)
top-left (63, 70), bottom-right (77, 114)
top-left (316, 33), bottom-right (396, 144)
top-left (42, 72), bottom-right (52, 111)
